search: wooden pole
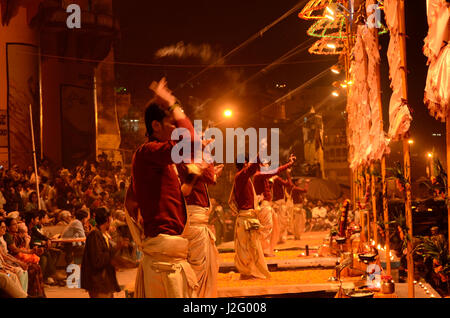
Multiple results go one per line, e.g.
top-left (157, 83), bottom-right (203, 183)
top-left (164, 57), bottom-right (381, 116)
top-left (365, 167), bottom-right (372, 242)
top-left (370, 163), bottom-right (378, 245)
top-left (397, 0), bottom-right (414, 298)
top-left (381, 157), bottom-right (391, 275)
top-left (447, 119), bottom-right (450, 254)
top-left (372, 19), bottom-right (390, 271)
top-left (29, 104), bottom-right (41, 210)
top-left (403, 139), bottom-right (414, 297)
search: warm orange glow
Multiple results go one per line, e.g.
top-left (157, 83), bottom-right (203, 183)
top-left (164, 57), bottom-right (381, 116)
top-left (224, 109), bottom-right (233, 118)
top-left (331, 67), bottom-right (340, 74)
top-left (408, 139), bottom-right (414, 145)
top-left (427, 152), bottom-right (433, 158)
top-left (332, 91), bottom-right (339, 97)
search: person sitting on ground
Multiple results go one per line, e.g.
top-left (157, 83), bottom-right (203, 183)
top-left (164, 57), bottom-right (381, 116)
top-left (112, 181), bottom-right (126, 205)
top-left (62, 209), bottom-right (88, 242)
top-left (0, 271), bottom-right (28, 298)
top-left (3, 217), bottom-right (46, 297)
top-left (25, 211), bottom-right (61, 285)
top-left (56, 210), bottom-right (72, 226)
top-left (24, 192), bottom-right (39, 213)
top-left (0, 219), bottom-right (29, 294)
top-left (80, 207), bottom-right (120, 298)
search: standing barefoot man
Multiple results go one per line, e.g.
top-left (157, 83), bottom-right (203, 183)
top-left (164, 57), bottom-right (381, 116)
top-left (125, 78), bottom-right (198, 298)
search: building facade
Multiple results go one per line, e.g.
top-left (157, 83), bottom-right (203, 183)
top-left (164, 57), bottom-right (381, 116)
top-left (0, 0), bottom-right (125, 170)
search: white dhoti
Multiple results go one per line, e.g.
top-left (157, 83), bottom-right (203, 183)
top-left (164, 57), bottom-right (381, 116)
top-left (286, 198), bottom-right (294, 235)
top-left (124, 211), bottom-right (198, 298)
top-left (257, 201), bottom-right (273, 255)
top-left (182, 205), bottom-right (219, 298)
top-left (293, 204), bottom-right (306, 240)
top-left (273, 200), bottom-right (288, 243)
top-left (234, 210), bottom-right (271, 279)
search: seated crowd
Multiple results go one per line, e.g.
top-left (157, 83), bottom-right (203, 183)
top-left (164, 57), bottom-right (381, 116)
top-left (0, 154), bottom-right (136, 298)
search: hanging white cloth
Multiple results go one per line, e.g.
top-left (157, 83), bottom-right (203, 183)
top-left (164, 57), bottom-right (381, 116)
top-left (424, 0), bottom-right (450, 121)
top-left (385, 0), bottom-right (412, 140)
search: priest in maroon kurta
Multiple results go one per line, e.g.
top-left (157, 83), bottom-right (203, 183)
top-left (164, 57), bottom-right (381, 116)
top-left (229, 159), bottom-right (271, 280)
top-left (253, 155), bottom-right (295, 256)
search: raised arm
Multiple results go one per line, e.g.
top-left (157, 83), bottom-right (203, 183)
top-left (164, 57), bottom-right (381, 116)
top-left (258, 154), bottom-right (296, 178)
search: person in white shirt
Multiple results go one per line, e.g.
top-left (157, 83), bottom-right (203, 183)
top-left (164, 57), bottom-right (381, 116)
top-left (62, 209), bottom-right (89, 264)
top-left (311, 201), bottom-right (327, 219)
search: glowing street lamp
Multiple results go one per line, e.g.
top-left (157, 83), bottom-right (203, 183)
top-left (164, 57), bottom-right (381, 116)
top-left (327, 43), bottom-right (336, 49)
top-left (427, 152), bottom-right (433, 158)
top-left (332, 91), bottom-right (339, 97)
top-left (224, 109), bottom-right (233, 118)
top-left (408, 139), bottom-right (414, 145)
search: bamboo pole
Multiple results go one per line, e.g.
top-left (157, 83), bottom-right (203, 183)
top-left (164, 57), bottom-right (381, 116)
top-left (403, 139), bottom-right (414, 297)
top-left (370, 163), bottom-right (378, 245)
top-left (372, 18), bottom-right (390, 272)
top-left (365, 167), bottom-right (372, 242)
top-left (29, 104), bottom-right (41, 210)
top-left (397, 0), bottom-right (414, 298)
top-left (381, 157), bottom-right (391, 274)
top-left (447, 120), bottom-right (450, 254)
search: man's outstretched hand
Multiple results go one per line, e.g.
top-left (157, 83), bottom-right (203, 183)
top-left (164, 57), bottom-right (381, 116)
top-left (288, 154), bottom-right (297, 165)
top-left (149, 77), bottom-right (176, 107)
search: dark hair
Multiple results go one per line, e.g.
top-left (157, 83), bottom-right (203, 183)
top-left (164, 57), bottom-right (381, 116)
top-left (119, 181), bottom-right (125, 189)
top-left (235, 154), bottom-right (249, 171)
top-left (37, 210), bottom-right (47, 220)
top-left (144, 102), bottom-right (169, 137)
top-left (28, 191), bottom-right (37, 202)
top-left (75, 209), bottom-right (89, 221)
top-left (4, 217), bottom-right (16, 228)
top-left (116, 224), bottom-right (132, 240)
top-left (24, 211), bottom-right (39, 226)
top-left (94, 207), bottom-right (110, 226)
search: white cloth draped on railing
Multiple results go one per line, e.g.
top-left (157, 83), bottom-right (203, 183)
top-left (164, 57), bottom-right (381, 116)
top-left (348, 25), bottom-right (370, 169)
top-left (423, 0), bottom-right (450, 121)
top-left (385, 0), bottom-right (412, 140)
top-left (364, 1), bottom-right (390, 161)
top-left (348, 23), bottom-right (389, 169)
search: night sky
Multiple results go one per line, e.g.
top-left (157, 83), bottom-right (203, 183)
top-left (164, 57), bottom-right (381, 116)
top-left (113, 0), bottom-right (444, 180)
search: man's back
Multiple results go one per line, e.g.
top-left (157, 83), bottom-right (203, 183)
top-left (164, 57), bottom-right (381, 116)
top-left (132, 139), bottom-right (187, 238)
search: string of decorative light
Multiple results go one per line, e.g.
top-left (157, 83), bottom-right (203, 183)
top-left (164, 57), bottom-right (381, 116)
top-left (308, 35), bottom-right (346, 55)
top-left (298, 0), bottom-right (345, 20)
top-left (307, 15), bottom-right (388, 39)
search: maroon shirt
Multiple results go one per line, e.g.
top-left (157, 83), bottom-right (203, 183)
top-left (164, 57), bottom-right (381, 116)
top-left (177, 163), bottom-right (216, 207)
top-left (272, 176), bottom-right (290, 201)
top-left (253, 163), bottom-right (292, 201)
top-left (234, 162), bottom-right (260, 210)
top-left (291, 186), bottom-right (307, 204)
top-left (131, 118), bottom-right (195, 238)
